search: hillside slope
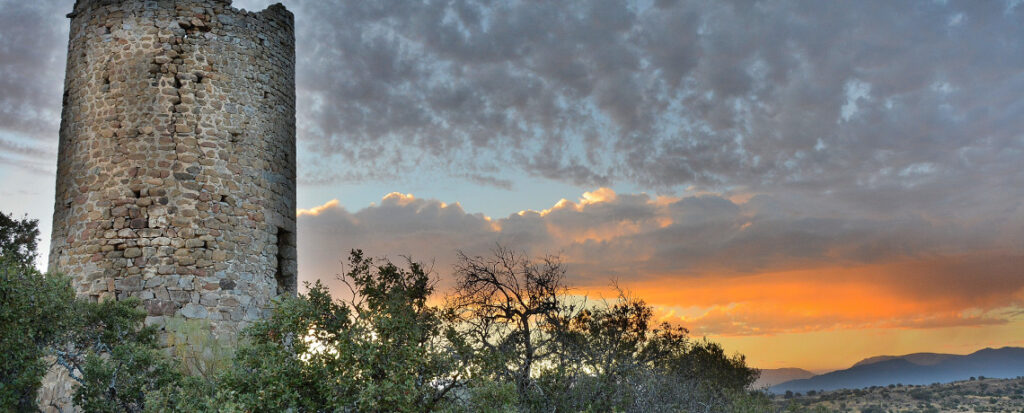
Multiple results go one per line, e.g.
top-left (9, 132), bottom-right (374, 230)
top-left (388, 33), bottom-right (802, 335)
top-left (774, 376), bottom-right (1024, 412)
top-left (772, 347), bottom-right (1024, 393)
top-left (754, 368), bottom-right (816, 389)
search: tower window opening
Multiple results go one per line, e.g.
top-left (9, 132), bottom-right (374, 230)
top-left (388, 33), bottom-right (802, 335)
top-left (275, 226), bottom-right (295, 295)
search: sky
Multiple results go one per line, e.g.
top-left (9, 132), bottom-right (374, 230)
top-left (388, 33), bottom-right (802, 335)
top-left (1, 0), bottom-right (1023, 371)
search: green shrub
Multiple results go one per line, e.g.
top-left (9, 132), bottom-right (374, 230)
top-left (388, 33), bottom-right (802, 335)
top-left (910, 388), bottom-right (932, 401)
top-left (218, 250), bottom-right (466, 412)
top-left (68, 298), bottom-right (184, 413)
top-left (0, 261), bottom-right (76, 411)
top-left (0, 212), bottom-right (76, 411)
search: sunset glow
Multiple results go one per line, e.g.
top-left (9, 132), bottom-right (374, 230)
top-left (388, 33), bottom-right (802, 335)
top-left (294, 191), bottom-right (1024, 370)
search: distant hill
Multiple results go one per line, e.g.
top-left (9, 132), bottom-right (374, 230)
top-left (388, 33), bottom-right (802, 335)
top-left (770, 347), bottom-right (1024, 393)
top-left (753, 368), bottom-right (816, 389)
top-left (851, 352), bottom-right (954, 368)
top-left (772, 377), bottom-right (1024, 412)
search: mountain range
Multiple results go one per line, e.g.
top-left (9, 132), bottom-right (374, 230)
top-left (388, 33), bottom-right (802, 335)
top-left (768, 347), bottom-right (1024, 393)
top-left (753, 368), bottom-right (816, 388)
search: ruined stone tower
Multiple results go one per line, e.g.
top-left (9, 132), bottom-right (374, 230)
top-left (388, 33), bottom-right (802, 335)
top-left (49, 0), bottom-right (296, 336)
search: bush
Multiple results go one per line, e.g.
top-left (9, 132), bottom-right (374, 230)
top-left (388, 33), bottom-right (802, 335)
top-left (0, 260), bottom-right (76, 411)
top-left (0, 213), bottom-right (77, 411)
top-left (216, 250), bottom-right (467, 411)
top-left (860, 405), bottom-right (885, 413)
top-left (0, 208), bottom-right (182, 412)
top-left (448, 247), bottom-right (759, 412)
top-left (67, 298), bottom-right (184, 413)
top-left (1, 228), bottom-right (770, 412)
top-left (910, 388), bottom-right (932, 401)
top-left (0, 212), bottom-right (39, 267)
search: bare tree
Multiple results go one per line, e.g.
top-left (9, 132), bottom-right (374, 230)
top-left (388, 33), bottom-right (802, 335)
top-left (446, 245), bottom-right (572, 399)
top-left (445, 246), bottom-right (762, 412)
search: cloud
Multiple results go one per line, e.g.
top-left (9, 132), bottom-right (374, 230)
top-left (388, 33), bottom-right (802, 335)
top-left (675, 301), bottom-right (1013, 337)
top-left (297, 188), bottom-right (1024, 336)
top-left (632, 258), bottom-right (1024, 336)
top-left (0, 133), bottom-right (56, 175)
top-left (297, 199), bottom-right (341, 217)
top-left (229, 0), bottom-right (1023, 213)
top-left (0, 1), bottom-right (70, 143)
top-left (0, 152), bottom-right (54, 175)
top-left (0, 136), bottom-right (52, 158)
top-left (297, 193), bottom-right (501, 282)
top-left (5, 0), bottom-right (1023, 216)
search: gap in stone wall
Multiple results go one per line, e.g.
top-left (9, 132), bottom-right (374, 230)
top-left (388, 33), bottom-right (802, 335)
top-left (276, 226), bottom-right (293, 295)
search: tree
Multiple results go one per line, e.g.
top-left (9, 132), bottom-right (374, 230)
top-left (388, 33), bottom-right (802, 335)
top-left (0, 212), bottom-right (40, 267)
top-left (219, 278), bottom-right (352, 410)
top-left (446, 245), bottom-right (574, 404)
top-left (539, 293), bottom-right (649, 411)
top-left (446, 246), bottom-right (761, 412)
top-left (333, 249), bottom-right (468, 411)
top-left (549, 289), bottom-right (759, 413)
top-left (0, 212), bottom-right (75, 411)
top-left (0, 223), bottom-right (767, 412)
top-left (0, 210), bottom-right (183, 412)
top-left (214, 250), bottom-right (467, 412)
top-left (667, 338), bottom-right (760, 410)
top-left (0, 261), bottom-right (76, 411)
top-left (63, 297), bottom-right (183, 413)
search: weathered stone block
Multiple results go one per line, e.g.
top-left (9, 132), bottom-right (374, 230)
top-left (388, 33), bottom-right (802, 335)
top-left (115, 275), bottom-right (142, 291)
top-left (148, 300), bottom-right (179, 316)
top-left (219, 278), bottom-right (236, 290)
top-left (180, 303), bottom-right (208, 319)
top-left (169, 290), bottom-right (191, 303)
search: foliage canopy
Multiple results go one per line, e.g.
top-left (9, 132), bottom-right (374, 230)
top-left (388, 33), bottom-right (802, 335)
top-left (0, 212), bottom-right (765, 412)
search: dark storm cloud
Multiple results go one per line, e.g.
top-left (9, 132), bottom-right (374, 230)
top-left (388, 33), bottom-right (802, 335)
top-left (253, 0), bottom-right (1024, 207)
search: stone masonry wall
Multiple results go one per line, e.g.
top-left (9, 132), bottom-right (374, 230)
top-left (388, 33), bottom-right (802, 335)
top-left (42, 1), bottom-right (295, 409)
top-left (49, 0), bottom-right (296, 338)
top-left (43, 0), bottom-right (296, 407)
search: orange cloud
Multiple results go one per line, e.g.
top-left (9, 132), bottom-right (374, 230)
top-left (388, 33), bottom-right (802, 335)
top-left (517, 188), bottom-right (674, 244)
top-left (577, 255), bottom-right (1024, 337)
top-left (296, 189), bottom-right (1024, 370)
top-left (520, 187), bottom-right (624, 216)
top-left (297, 199), bottom-right (341, 216)
top-left (381, 192), bottom-right (418, 206)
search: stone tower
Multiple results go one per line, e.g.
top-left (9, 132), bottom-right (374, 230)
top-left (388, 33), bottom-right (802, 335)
top-left (49, 0), bottom-right (296, 337)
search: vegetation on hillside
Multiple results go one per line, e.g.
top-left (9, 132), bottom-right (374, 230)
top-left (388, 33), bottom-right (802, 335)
top-left (148, 248), bottom-right (768, 412)
top-left (1, 212), bottom-right (181, 412)
top-left (2, 210), bottom-right (771, 412)
top-left (1, 214), bottom-right (76, 410)
top-left (773, 376), bottom-right (1024, 412)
